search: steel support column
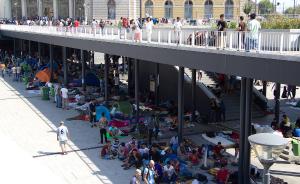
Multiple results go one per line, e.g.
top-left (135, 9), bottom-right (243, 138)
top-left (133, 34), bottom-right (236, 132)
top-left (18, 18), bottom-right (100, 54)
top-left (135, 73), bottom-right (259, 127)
top-left (275, 83), bottom-right (281, 124)
top-left (81, 50), bottom-right (86, 91)
top-left (13, 39), bottom-right (16, 57)
top-left (128, 58), bottom-right (133, 97)
top-left (178, 66), bottom-right (184, 144)
top-left (238, 77), bottom-right (247, 184)
top-left (243, 78), bottom-right (253, 184)
top-left (28, 40), bottom-right (31, 56)
top-left (262, 81), bottom-right (267, 96)
top-left (135, 59), bottom-right (140, 125)
top-left (49, 45), bottom-right (53, 82)
top-left (38, 42), bottom-right (41, 61)
top-left (191, 69), bottom-right (196, 122)
top-left (155, 63), bottom-right (159, 106)
top-left (62, 47), bottom-right (67, 86)
top-left (104, 54), bottom-right (109, 101)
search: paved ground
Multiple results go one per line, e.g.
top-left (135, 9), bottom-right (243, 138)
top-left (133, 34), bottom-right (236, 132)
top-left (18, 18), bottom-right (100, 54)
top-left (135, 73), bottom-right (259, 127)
top-left (0, 77), bottom-right (133, 184)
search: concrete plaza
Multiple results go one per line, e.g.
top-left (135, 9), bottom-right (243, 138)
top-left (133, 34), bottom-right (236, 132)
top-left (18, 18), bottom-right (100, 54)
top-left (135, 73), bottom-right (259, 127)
top-left (0, 76), bottom-right (133, 184)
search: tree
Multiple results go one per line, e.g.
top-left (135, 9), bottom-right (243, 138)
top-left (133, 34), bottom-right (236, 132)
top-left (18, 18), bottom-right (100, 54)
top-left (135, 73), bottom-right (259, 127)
top-left (285, 6), bottom-right (300, 14)
top-left (258, 0), bottom-right (274, 14)
top-left (243, 2), bottom-right (253, 15)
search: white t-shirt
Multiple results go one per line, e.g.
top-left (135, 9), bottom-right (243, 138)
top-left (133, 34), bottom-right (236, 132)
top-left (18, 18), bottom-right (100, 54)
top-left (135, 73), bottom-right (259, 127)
top-left (138, 147), bottom-right (149, 155)
top-left (61, 88), bottom-right (68, 99)
top-left (170, 136), bottom-right (178, 145)
top-left (145, 21), bottom-right (153, 31)
top-left (248, 19), bottom-right (261, 39)
top-left (163, 165), bottom-right (175, 177)
top-left (16, 66), bottom-right (21, 74)
top-left (174, 21), bottom-right (182, 32)
top-left (12, 67), bottom-right (16, 74)
top-left (91, 21), bottom-right (97, 29)
top-left (57, 125), bottom-right (69, 141)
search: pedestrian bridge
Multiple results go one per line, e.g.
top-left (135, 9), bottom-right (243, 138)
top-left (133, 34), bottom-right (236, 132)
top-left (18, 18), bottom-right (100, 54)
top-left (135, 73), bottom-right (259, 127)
top-left (0, 24), bottom-right (300, 85)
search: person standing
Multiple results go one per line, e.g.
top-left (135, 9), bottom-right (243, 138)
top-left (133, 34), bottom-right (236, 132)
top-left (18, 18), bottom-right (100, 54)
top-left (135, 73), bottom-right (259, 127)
top-left (130, 169), bottom-right (142, 184)
top-left (237, 16), bottom-right (246, 50)
top-left (16, 65), bottom-right (21, 82)
top-left (246, 13), bottom-right (261, 52)
top-left (173, 17), bottom-right (183, 45)
top-left (99, 19), bottom-right (105, 35)
top-left (143, 160), bottom-right (156, 184)
top-left (57, 121), bottom-right (70, 155)
top-left (74, 19), bottom-right (80, 33)
top-left (145, 17), bottom-right (153, 43)
top-left (12, 65), bottom-right (16, 81)
top-left (114, 73), bottom-right (120, 95)
top-left (98, 112), bottom-right (108, 144)
top-left (217, 14), bottom-right (227, 49)
top-left (60, 85), bottom-right (68, 110)
top-left (89, 100), bottom-right (97, 127)
top-left (91, 19), bottom-right (97, 36)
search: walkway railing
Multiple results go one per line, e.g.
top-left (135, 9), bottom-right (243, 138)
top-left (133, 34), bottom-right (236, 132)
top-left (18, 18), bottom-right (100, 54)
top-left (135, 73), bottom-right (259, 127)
top-left (1, 24), bottom-right (299, 55)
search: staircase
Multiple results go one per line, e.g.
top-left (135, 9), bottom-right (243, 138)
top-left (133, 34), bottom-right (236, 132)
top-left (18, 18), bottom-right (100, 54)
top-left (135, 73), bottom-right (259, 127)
top-left (185, 69), bottom-right (266, 121)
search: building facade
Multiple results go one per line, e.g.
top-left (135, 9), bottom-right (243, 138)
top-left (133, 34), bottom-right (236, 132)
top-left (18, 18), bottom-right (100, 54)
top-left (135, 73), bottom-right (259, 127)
top-left (1, 0), bottom-right (246, 21)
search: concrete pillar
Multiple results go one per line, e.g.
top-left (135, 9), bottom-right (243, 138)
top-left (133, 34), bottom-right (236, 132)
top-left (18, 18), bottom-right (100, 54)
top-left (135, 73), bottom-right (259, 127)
top-left (68, 0), bottom-right (74, 18)
top-left (191, 69), bottom-right (196, 122)
top-left (81, 50), bottom-right (86, 91)
top-left (128, 58), bottom-right (133, 97)
top-left (53, 0), bottom-right (58, 19)
top-left (135, 59), bottom-right (140, 125)
top-left (21, 0), bottom-right (27, 18)
top-left (2, 0), bottom-right (12, 19)
top-left (104, 54), bottom-right (109, 101)
top-left (178, 66), bottom-right (184, 144)
top-left (155, 63), bottom-right (159, 106)
top-left (38, 42), bottom-right (41, 61)
top-left (275, 83), bottom-right (281, 124)
top-left (13, 39), bottom-right (16, 57)
top-left (62, 47), bottom-right (67, 86)
top-left (49, 45), bottom-right (53, 82)
top-left (28, 40), bottom-right (31, 56)
top-left (37, 0), bottom-right (43, 17)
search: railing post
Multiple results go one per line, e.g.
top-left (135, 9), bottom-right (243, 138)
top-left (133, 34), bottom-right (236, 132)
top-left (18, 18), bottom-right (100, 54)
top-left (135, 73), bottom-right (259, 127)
top-left (140, 30), bottom-right (143, 42)
top-left (205, 31), bottom-right (209, 48)
top-left (221, 31), bottom-right (224, 49)
top-left (111, 28), bottom-right (114, 38)
top-left (280, 33), bottom-right (284, 53)
top-left (124, 30), bottom-right (127, 40)
top-left (191, 32), bottom-right (195, 46)
top-left (239, 32), bottom-right (242, 51)
top-left (158, 30), bottom-right (161, 43)
top-left (105, 28), bottom-right (108, 37)
top-left (229, 32), bottom-right (233, 50)
top-left (179, 31), bottom-right (182, 45)
top-left (117, 29), bottom-right (120, 38)
top-left (168, 30), bottom-right (171, 44)
top-left (89, 28), bottom-right (92, 35)
top-left (258, 33), bottom-right (262, 52)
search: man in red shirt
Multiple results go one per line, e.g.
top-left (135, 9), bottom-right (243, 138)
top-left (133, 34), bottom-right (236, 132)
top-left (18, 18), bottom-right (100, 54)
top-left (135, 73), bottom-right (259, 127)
top-left (216, 164), bottom-right (229, 184)
top-left (213, 142), bottom-right (225, 159)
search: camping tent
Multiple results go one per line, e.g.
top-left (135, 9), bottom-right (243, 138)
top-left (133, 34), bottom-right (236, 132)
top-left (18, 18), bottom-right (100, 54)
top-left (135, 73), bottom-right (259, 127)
top-left (85, 72), bottom-right (100, 86)
top-left (112, 101), bottom-right (133, 116)
top-left (96, 105), bottom-right (111, 121)
top-left (35, 68), bottom-right (51, 82)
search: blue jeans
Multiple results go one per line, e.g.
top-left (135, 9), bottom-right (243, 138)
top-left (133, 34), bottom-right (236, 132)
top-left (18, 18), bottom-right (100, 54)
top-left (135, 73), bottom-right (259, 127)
top-left (245, 38), bottom-right (258, 52)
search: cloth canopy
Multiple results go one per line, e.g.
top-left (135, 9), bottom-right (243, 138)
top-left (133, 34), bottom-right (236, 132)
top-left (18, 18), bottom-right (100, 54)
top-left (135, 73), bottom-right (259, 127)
top-left (96, 105), bottom-right (111, 121)
top-left (35, 68), bottom-right (51, 82)
top-left (112, 101), bottom-right (133, 116)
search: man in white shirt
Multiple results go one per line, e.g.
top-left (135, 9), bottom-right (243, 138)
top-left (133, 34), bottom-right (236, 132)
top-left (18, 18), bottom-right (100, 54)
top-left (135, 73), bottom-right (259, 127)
top-left (145, 17), bottom-right (153, 43)
top-left (12, 65), bottom-right (17, 81)
top-left (173, 17), bottom-right (183, 45)
top-left (91, 19), bottom-right (97, 35)
top-left (16, 65), bottom-right (21, 81)
top-left (57, 121), bottom-right (70, 154)
top-left (246, 13), bottom-right (261, 52)
top-left (60, 86), bottom-right (68, 110)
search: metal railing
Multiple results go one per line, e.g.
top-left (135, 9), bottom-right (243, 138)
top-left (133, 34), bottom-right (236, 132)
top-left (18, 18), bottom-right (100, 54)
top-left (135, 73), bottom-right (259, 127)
top-left (0, 24), bottom-right (299, 55)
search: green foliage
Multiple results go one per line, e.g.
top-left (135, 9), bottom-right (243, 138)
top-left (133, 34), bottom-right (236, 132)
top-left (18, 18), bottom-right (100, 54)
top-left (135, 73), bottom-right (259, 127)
top-left (228, 21), bottom-right (237, 29)
top-left (258, 0), bottom-right (274, 14)
top-left (243, 2), bottom-right (253, 15)
top-left (285, 6), bottom-right (300, 14)
top-left (261, 16), bottom-right (300, 29)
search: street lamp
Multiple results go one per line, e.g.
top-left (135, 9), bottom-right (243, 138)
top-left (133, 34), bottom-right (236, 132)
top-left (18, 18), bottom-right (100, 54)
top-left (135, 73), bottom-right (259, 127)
top-left (248, 133), bottom-right (288, 184)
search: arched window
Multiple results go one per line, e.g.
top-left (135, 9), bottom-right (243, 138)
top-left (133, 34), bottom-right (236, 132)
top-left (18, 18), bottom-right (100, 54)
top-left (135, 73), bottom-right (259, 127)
top-left (225, 0), bottom-right (234, 19)
top-left (145, 0), bottom-right (153, 17)
top-left (184, 0), bottom-right (193, 19)
top-left (107, 0), bottom-right (116, 19)
top-left (204, 0), bottom-right (213, 19)
top-left (164, 1), bottom-right (173, 19)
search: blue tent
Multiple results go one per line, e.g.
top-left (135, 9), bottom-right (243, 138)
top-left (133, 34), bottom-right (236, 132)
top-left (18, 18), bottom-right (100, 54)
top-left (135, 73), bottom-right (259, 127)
top-left (96, 105), bottom-right (111, 121)
top-left (85, 72), bottom-right (100, 86)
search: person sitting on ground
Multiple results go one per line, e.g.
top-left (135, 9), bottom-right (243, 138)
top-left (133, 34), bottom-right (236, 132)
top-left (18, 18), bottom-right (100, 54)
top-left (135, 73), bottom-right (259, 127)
top-left (149, 144), bottom-right (162, 163)
top-left (189, 149), bottom-right (200, 165)
top-left (118, 142), bottom-right (128, 160)
top-left (177, 143), bottom-right (188, 160)
top-left (169, 135), bottom-right (179, 153)
top-left (216, 163), bottom-right (229, 184)
top-left (138, 143), bottom-right (150, 159)
top-left (100, 141), bottom-right (112, 159)
top-left (213, 142), bottom-right (225, 159)
top-left (126, 137), bottom-right (137, 150)
top-left (122, 149), bottom-right (142, 170)
top-left (108, 125), bottom-right (120, 138)
top-left (111, 138), bottom-right (120, 158)
top-left (280, 114), bottom-right (292, 137)
top-left (163, 161), bottom-right (177, 183)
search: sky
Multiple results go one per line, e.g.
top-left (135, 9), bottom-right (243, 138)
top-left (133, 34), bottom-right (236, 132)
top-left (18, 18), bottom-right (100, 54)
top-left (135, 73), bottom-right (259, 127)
top-left (257, 0), bottom-right (299, 13)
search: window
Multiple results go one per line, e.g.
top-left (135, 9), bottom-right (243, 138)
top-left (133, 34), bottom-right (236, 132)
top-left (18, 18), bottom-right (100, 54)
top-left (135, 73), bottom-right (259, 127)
top-left (164, 1), bottom-right (173, 19)
top-left (145, 0), bottom-right (154, 17)
top-left (107, 0), bottom-right (116, 20)
top-left (225, 0), bottom-right (234, 19)
top-left (184, 0), bottom-right (193, 19)
top-left (204, 0), bottom-right (213, 19)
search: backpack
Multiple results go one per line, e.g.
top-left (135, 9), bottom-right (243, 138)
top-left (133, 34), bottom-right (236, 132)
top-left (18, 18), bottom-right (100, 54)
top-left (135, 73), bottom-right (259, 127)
top-left (142, 166), bottom-right (150, 181)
